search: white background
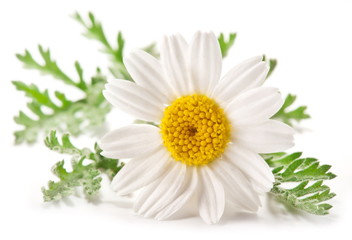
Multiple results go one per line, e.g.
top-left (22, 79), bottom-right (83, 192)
top-left (0, 0), bottom-right (351, 239)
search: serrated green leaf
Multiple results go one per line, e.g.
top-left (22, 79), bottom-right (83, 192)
top-left (73, 12), bottom-right (131, 80)
top-left (13, 81), bottom-right (58, 109)
top-left (281, 158), bottom-right (305, 178)
top-left (266, 152), bottom-right (336, 215)
top-left (263, 55), bottom-right (277, 79)
top-left (13, 62), bottom-right (111, 144)
top-left (82, 168), bottom-right (102, 196)
top-left (17, 45), bottom-right (86, 90)
top-left (142, 42), bottom-right (159, 58)
top-left (271, 185), bottom-right (334, 215)
top-left (92, 143), bottom-right (124, 179)
top-left (42, 157), bottom-right (102, 201)
top-left (42, 131), bottom-right (123, 201)
top-left (218, 32), bottom-right (236, 58)
top-left (265, 152), bottom-right (302, 168)
top-left (272, 94), bottom-right (310, 126)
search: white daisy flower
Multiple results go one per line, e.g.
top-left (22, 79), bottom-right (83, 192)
top-left (99, 31), bottom-right (294, 224)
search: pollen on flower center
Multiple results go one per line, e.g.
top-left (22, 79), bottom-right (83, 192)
top-left (160, 94), bottom-right (231, 166)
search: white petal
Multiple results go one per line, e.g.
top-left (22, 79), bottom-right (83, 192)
top-left (160, 34), bottom-right (191, 97)
top-left (234, 119), bottom-right (294, 153)
top-left (198, 166), bottom-right (225, 224)
top-left (155, 167), bottom-right (198, 220)
top-left (226, 87), bottom-right (283, 125)
top-left (224, 144), bottom-right (275, 193)
top-left (99, 124), bottom-right (161, 159)
top-left (133, 176), bottom-right (161, 215)
top-left (134, 162), bottom-right (187, 217)
top-left (124, 50), bottom-right (172, 104)
top-left (212, 56), bottom-right (269, 104)
top-left (110, 146), bottom-right (171, 195)
top-left (211, 159), bottom-right (261, 211)
top-left (103, 79), bottom-right (163, 122)
top-left (190, 31), bottom-right (222, 95)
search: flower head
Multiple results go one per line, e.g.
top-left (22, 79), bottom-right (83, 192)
top-left (100, 31), bottom-right (294, 224)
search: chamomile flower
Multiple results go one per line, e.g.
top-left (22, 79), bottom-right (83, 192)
top-left (99, 31), bottom-right (294, 224)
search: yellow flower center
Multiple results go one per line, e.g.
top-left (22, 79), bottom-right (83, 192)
top-left (160, 94), bottom-right (231, 166)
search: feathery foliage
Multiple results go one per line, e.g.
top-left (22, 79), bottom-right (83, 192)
top-left (13, 46), bottom-right (110, 144)
top-left (263, 55), bottom-right (277, 79)
top-left (272, 94), bottom-right (310, 126)
top-left (74, 12), bottom-right (238, 63)
top-left (264, 152), bottom-right (336, 215)
top-left (42, 158), bottom-right (102, 201)
top-left (42, 131), bottom-right (124, 201)
top-left (142, 43), bottom-right (159, 58)
top-left (73, 12), bottom-right (132, 80)
top-left (262, 56), bottom-right (309, 126)
top-left (218, 33), bottom-right (237, 58)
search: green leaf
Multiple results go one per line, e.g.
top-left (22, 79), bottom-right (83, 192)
top-left (44, 130), bottom-right (84, 155)
top-left (42, 131), bottom-right (123, 201)
top-left (265, 152), bottom-right (336, 215)
top-left (73, 12), bottom-right (131, 80)
top-left (13, 54), bottom-right (111, 144)
top-left (13, 81), bottom-right (59, 110)
top-left (272, 94), bottom-right (310, 126)
top-left (16, 46), bottom-right (87, 91)
top-left (218, 32), bottom-right (237, 58)
top-left (42, 157), bottom-right (102, 201)
top-left (267, 59), bottom-right (277, 78)
top-left (142, 42), bottom-right (159, 58)
top-left (271, 184), bottom-right (335, 215)
top-left (92, 143), bottom-right (124, 179)
top-left (263, 55), bottom-right (277, 79)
